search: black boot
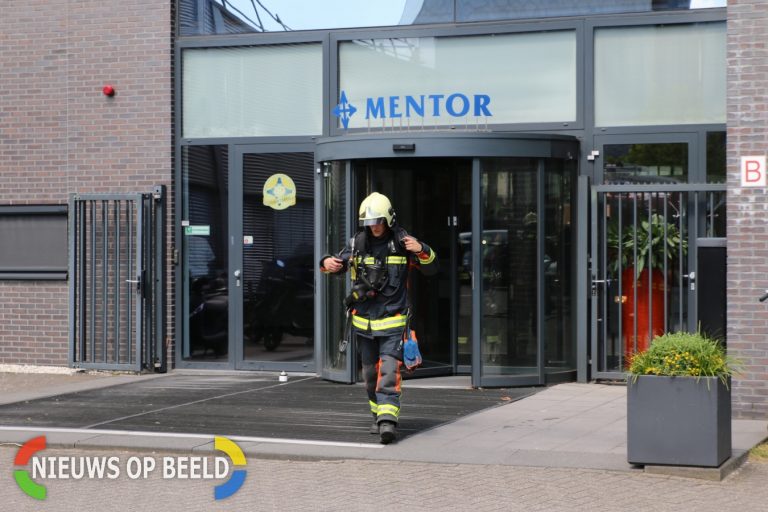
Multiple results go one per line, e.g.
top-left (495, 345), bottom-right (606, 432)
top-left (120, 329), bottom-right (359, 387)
top-left (369, 414), bottom-right (379, 435)
top-left (379, 421), bottom-right (396, 444)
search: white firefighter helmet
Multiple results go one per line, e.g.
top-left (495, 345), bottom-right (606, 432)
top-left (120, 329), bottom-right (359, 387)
top-left (358, 192), bottom-right (395, 227)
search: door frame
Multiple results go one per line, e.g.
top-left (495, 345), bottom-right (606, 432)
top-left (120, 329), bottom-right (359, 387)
top-left (589, 133), bottom-right (717, 379)
top-left (315, 133), bottom-right (579, 386)
top-left (231, 142), bottom-right (318, 372)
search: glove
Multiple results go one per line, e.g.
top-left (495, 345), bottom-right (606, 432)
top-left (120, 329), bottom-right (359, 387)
top-left (403, 329), bottom-right (422, 372)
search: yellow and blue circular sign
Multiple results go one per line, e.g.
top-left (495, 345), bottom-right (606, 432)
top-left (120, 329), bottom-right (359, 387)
top-left (263, 173), bottom-right (296, 210)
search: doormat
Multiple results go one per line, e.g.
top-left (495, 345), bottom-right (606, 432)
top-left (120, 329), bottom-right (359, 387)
top-left (0, 375), bottom-right (541, 444)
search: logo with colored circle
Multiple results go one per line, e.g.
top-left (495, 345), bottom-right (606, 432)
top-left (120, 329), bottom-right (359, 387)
top-left (213, 436), bottom-right (247, 500)
top-left (263, 173), bottom-right (296, 210)
top-left (14, 435), bottom-right (47, 500)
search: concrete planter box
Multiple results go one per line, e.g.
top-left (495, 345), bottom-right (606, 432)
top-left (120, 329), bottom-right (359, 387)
top-left (627, 375), bottom-right (731, 467)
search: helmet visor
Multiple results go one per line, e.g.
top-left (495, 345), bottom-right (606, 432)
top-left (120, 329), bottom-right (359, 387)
top-left (359, 217), bottom-right (386, 226)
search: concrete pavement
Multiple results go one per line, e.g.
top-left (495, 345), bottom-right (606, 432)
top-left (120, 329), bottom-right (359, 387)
top-left (0, 370), bottom-right (764, 477)
top-left (0, 368), bottom-right (766, 512)
top-left (2, 445), bottom-right (768, 512)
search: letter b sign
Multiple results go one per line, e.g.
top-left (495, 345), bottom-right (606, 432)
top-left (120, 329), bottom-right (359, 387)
top-left (741, 155), bottom-right (766, 187)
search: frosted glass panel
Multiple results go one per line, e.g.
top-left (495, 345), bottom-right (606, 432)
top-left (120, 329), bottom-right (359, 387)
top-left (595, 23), bottom-right (725, 127)
top-left (339, 31), bottom-right (576, 129)
top-left (183, 45), bottom-right (322, 138)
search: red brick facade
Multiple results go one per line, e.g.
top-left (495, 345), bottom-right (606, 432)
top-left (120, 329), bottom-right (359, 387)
top-left (727, 1), bottom-right (768, 418)
top-left (0, 0), bottom-right (173, 365)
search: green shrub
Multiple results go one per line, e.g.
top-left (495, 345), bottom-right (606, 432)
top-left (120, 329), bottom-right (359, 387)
top-left (627, 331), bottom-right (739, 385)
top-left (607, 213), bottom-right (687, 277)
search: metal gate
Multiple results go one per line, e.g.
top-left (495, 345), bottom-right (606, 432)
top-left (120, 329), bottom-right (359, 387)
top-left (589, 183), bottom-right (726, 379)
top-left (68, 188), bottom-right (166, 371)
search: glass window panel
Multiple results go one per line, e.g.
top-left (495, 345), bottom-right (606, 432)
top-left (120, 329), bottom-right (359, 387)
top-left (705, 190), bottom-right (726, 238)
top-left (182, 44), bottom-right (322, 138)
top-left (0, 209), bottom-right (67, 278)
top-left (706, 131), bottom-right (726, 184)
top-left (705, 131), bottom-right (726, 237)
top-left (339, 31), bottom-right (576, 129)
top-left (179, 0), bottom-right (415, 35)
top-left (458, 0), bottom-right (663, 22)
top-left (457, 0), bottom-right (724, 23)
top-left (603, 143), bottom-right (688, 184)
top-left (182, 145), bottom-right (229, 361)
top-left (403, 0), bottom-right (454, 25)
top-left (178, 0), bottom-right (725, 36)
top-left (595, 23), bottom-right (725, 127)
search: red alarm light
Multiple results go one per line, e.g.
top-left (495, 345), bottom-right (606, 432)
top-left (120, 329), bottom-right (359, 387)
top-left (102, 85), bottom-right (115, 97)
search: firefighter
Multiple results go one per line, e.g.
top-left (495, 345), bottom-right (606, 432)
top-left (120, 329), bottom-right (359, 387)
top-left (320, 192), bottom-right (438, 444)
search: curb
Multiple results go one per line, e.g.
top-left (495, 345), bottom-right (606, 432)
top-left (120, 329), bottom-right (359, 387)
top-left (643, 444), bottom-right (761, 481)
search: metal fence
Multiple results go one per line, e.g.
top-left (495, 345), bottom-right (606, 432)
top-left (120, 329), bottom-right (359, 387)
top-left (590, 184), bottom-right (726, 379)
top-left (68, 189), bottom-right (165, 371)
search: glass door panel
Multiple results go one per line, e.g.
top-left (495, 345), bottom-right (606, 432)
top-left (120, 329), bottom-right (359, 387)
top-left (478, 158), bottom-right (541, 382)
top-left (239, 151), bottom-right (315, 368)
top-left (456, 170), bottom-right (473, 370)
top-left (181, 145), bottom-right (230, 363)
top-left (321, 160), bottom-right (353, 382)
top-left (543, 159), bottom-right (576, 377)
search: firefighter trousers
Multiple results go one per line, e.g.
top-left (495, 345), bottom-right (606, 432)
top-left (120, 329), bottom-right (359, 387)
top-left (358, 328), bottom-right (403, 425)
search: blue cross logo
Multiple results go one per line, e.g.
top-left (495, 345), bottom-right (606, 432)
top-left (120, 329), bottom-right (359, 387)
top-left (333, 90), bottom-right (357, 129)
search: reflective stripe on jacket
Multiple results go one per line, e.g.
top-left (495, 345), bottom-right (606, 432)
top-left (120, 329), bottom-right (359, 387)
top-left (319, 227), bottom-right (438, 321)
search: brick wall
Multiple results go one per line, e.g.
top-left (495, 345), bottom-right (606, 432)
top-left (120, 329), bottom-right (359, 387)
top-left (727, 1), bottom-right (768, 419)
top-left (0, 0), bottom-right (173, 366)
top-left (0, 283), bottom-right (69, 365)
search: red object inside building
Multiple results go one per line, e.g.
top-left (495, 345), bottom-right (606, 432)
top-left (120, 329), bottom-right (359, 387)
top-left (622, 267), bottom-right (666, 365)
